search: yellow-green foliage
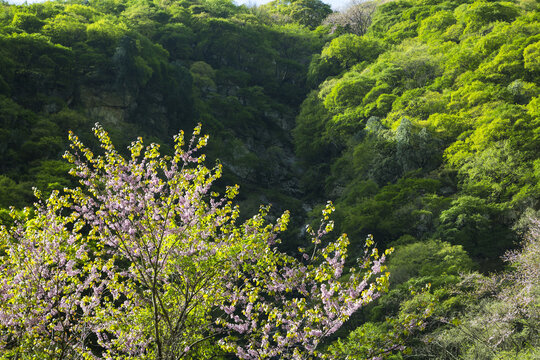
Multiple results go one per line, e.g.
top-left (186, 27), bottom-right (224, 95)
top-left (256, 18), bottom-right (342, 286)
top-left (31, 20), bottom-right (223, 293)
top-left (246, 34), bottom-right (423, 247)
top-left (295, 0), bottom-right (540, 267)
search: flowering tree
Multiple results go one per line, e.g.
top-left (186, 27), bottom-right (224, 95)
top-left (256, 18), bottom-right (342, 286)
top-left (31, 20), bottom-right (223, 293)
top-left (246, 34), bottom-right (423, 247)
top-left (323, 0), bottom-right (377, 36)
top-left (0, 192), bottom-right (100, 359)
top-left (0, 124), bottom-right (392, 359)
top-left (422, 219), bottom-right (540, 358)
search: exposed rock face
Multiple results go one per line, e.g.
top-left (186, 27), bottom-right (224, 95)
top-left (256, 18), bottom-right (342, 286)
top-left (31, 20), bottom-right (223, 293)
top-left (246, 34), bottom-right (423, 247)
top-left (79, 86), bottom-right (135, 126)
top-left (76, 83), bottom-right (302, 198)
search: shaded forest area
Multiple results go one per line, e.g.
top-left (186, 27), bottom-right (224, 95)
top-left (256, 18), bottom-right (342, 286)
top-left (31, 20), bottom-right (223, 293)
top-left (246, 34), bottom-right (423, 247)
top-left (0, 0), bottom-right (539, 358)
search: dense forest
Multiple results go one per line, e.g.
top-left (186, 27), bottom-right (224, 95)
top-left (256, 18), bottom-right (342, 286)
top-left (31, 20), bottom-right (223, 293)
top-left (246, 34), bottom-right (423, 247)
top-left (0, 0), bottom-right (538, 358)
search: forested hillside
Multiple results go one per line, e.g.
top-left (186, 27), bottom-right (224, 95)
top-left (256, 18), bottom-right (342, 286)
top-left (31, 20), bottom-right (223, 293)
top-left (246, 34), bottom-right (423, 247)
top-left (0, 0), bottom-right (329, 222)
top-left (297, 0), bottom-right (539, 269)
top-left (0, 0), bottom-right (538, 358)
top-left (293, 0), bottom-right (539, 357)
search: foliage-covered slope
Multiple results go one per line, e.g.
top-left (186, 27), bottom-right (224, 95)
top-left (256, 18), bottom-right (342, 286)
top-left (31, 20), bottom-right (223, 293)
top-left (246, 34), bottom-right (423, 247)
top-left (292, 0), bottom-right (539, 358)
top-left (296, 0), bottom-right (539, 268)
top-left (0, 0), bottom-right (328, 218)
